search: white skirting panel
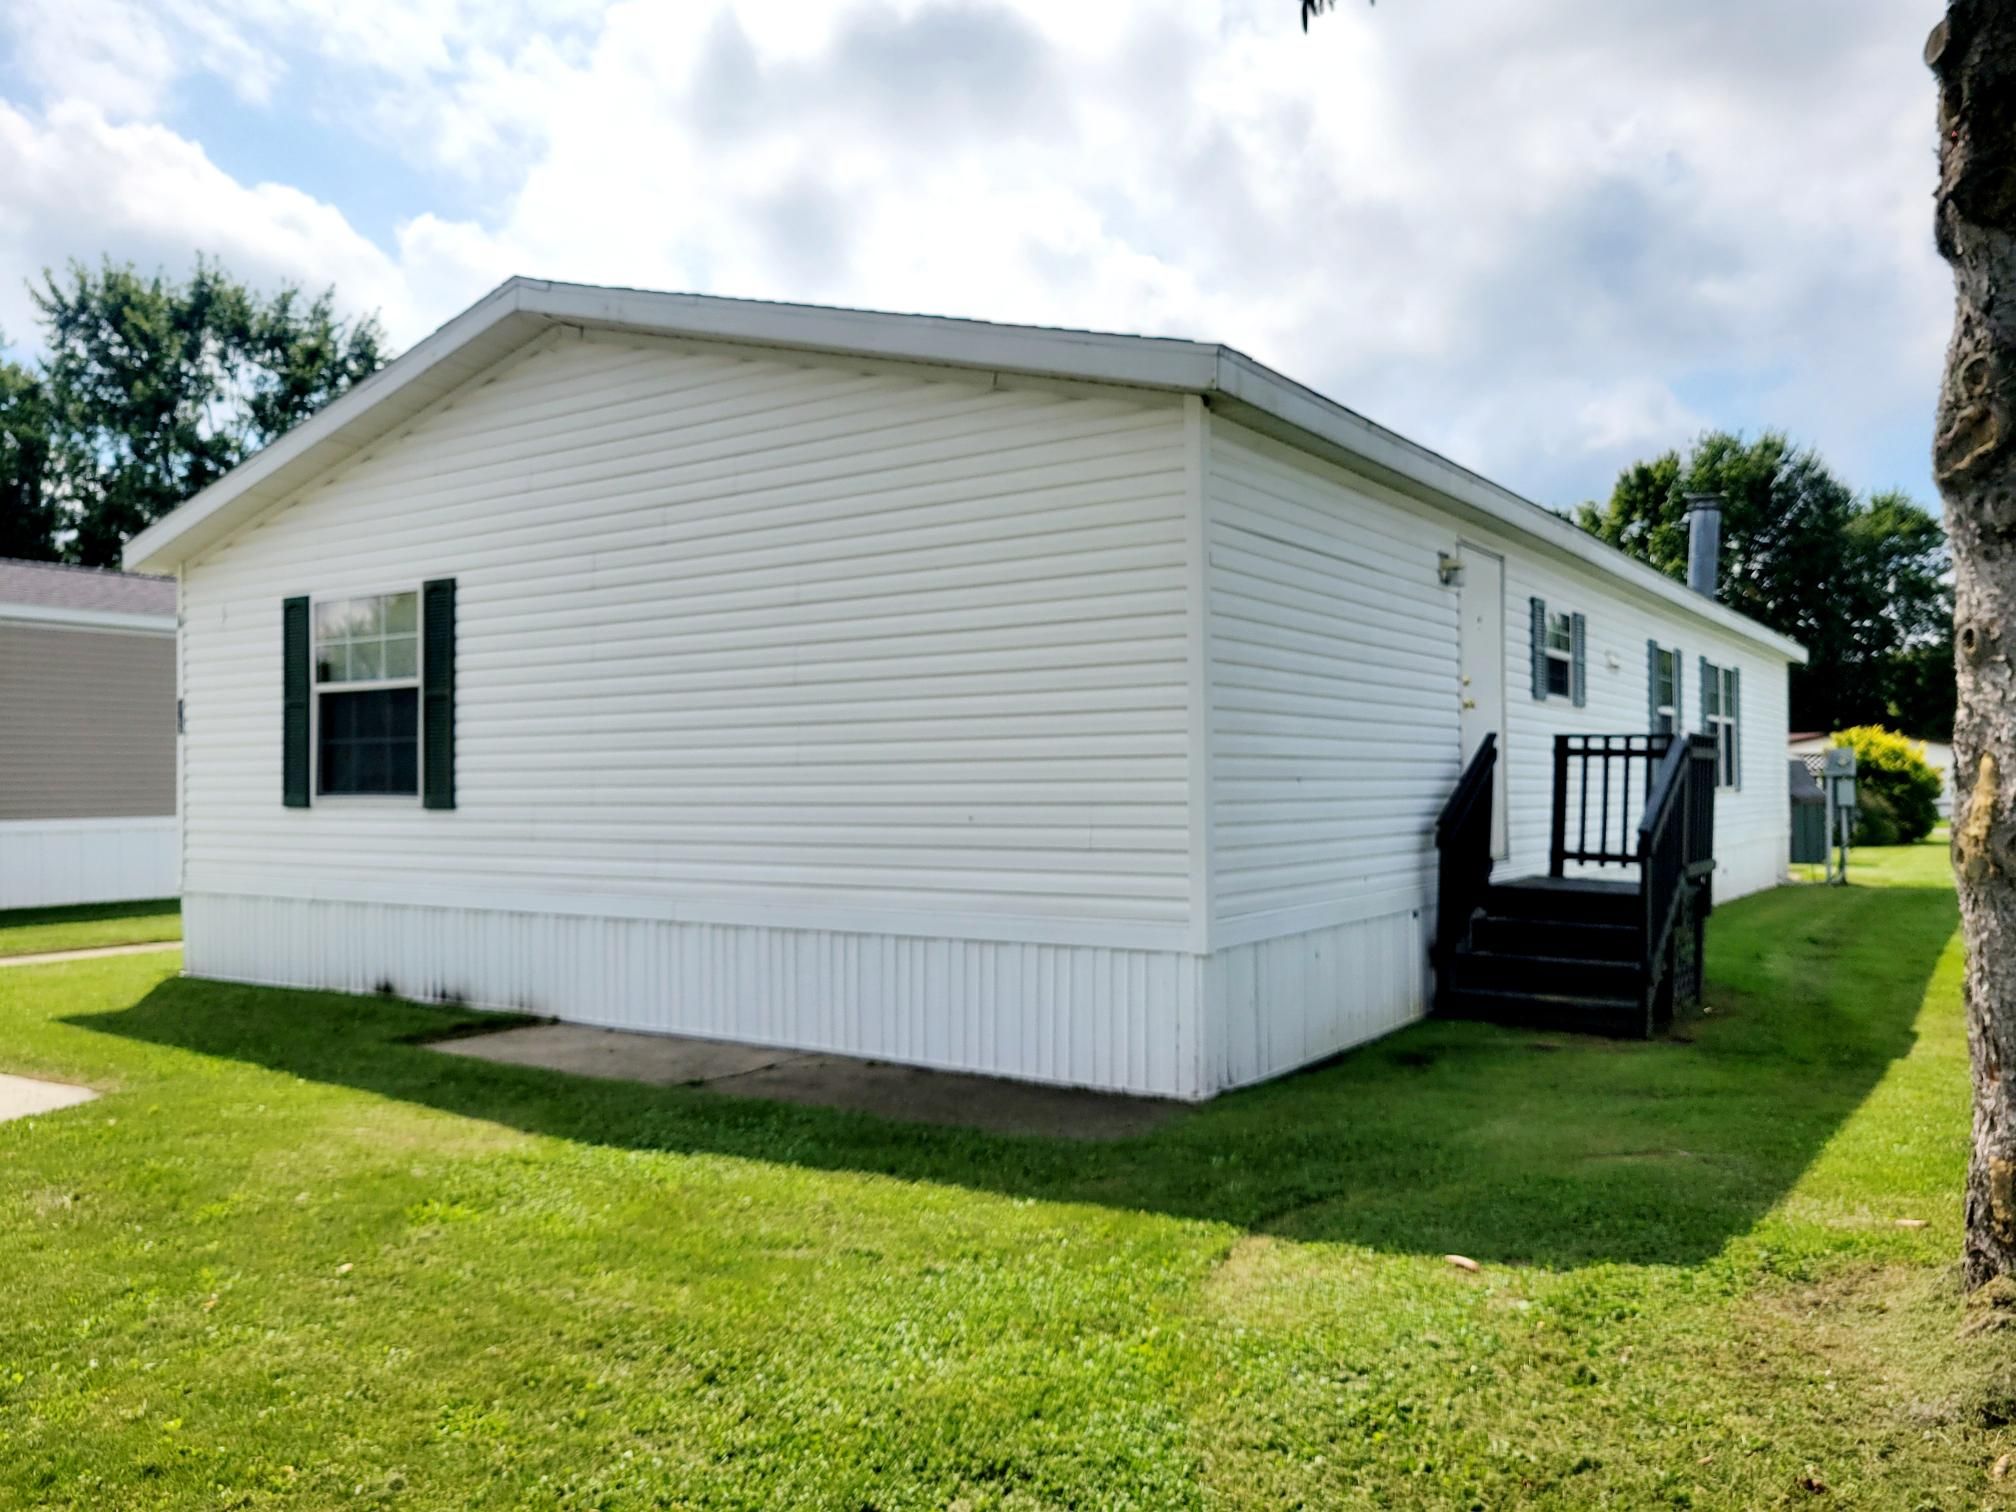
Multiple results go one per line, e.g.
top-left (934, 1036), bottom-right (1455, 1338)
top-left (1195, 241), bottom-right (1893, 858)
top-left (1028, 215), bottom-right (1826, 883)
top-left (182, 892), bottom-right (1210, 1100)
top-left (0, 817), bottom-right (179, 910)
top-left (1204, 906), bottom-right (1427, 1092)
top-left (1715, 830), bottom-right (1789, 903)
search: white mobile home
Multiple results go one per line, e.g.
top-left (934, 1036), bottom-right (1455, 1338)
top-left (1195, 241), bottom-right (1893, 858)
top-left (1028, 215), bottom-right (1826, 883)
top-left (126, 280), bottom-right (1803, 1100)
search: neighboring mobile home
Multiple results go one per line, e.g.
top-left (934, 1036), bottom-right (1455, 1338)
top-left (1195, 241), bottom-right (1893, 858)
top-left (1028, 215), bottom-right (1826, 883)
top-left (0, 559), bottom-right (177, 909)
top-left (126, 279), bottom-right (1804, 1099)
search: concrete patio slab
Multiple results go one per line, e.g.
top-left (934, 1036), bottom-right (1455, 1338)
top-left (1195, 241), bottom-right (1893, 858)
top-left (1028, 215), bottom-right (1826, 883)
top-left (429, 1023), bottom-right (1181, 1141)
top-left (0, 1072), bottom-right (97, 1123)
top-left (432, 1023), bottom-right (787, 1085)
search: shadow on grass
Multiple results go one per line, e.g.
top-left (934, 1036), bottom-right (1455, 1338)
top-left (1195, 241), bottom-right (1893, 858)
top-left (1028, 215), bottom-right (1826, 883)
top-left (0, 897), bottom-right (180, 930)
top-left (69, 878), bottom-right (1957, 1270)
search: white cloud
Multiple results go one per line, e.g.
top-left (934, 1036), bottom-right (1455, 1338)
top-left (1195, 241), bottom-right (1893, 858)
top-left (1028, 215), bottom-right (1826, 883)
top-left (0, 0), bottom-right (1954, 508)
top-left (0, 100), bottom-right (417, 347)
top-left (5, 0), bottom-right (181, 118)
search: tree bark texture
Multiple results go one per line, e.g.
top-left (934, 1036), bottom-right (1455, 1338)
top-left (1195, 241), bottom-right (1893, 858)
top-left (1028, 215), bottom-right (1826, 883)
top-left (1929, 1), bottom-right (2016, 1290)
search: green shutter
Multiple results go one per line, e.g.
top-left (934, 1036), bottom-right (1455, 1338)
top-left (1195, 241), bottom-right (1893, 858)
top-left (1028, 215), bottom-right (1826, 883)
top-left (1529, 597), bottom-right (1547, 700)
top-left (1673, 647), bottom-right (1683, 731)
top-left (282, 596), bottom-right (310, 808)
top-left (422, 578), bottom-right (457, 810)
top-left (1569, 612), bottom-right (1587, 708)
top-left (1698, 656), bottom-right (1713, 732)
top-left (1646, 639), bottom-right (1660, 727)
top-left (1730, 665), bottom-right (1741, 790)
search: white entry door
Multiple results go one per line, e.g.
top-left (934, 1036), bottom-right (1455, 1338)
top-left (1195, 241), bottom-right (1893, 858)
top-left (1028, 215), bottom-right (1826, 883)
top-left (1457, 542), bottom-right (1509, 859)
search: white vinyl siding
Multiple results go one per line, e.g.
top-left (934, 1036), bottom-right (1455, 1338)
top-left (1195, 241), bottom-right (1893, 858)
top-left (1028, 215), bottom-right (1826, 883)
top-left (179, 331), bottom-right (1195, 944)
top-left (1499, 555), bottom-right (1786, 899)
top-left (1202, 411), bottom-right (1792, 922)
top-left (1204, 422), bottom-right (1459, 934)
top-left (1201, 414), bottom-right (1792, 1084)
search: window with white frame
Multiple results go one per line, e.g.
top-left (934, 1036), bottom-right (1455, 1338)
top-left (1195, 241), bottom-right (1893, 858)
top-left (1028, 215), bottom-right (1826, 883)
top-left (1702, 660), bottom-right (1739, 788)
top-left (314, 591), bottom-right (420, 795)
top-left (1544, 610), bottom-right (1574, 698)
top-left (1652, 646), bottom-right (1679, 735)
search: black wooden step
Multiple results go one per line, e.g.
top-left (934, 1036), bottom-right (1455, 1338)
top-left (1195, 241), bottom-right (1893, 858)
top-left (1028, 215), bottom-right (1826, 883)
top-left (1437, 986), bottom-right (1650, 1038)
top-left (1469, 914), bottom-right (1639, 961)
top-left (1485, 876), bottom-right (1641, 927)
top-left (1447, 949), bottom-right (1641, 999)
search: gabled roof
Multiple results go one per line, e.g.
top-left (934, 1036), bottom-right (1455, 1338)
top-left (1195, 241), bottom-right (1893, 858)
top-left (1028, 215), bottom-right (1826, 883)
top-left (0, 557), bottom-right (175, 630)
top-left (123, 276), bottom-right (1806, 663)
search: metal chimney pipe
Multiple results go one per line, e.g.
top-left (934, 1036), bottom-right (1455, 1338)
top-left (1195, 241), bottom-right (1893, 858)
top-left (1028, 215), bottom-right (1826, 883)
top-left (1684, 492), bottom-right (1723, 599)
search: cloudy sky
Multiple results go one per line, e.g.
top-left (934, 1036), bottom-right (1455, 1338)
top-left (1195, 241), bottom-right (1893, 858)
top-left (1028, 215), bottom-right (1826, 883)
top-left (0, 0), bottom-right (1951, 513)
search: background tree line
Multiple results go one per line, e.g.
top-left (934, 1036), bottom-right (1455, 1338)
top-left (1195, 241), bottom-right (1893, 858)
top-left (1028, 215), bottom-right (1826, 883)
top-left (1577, 432), bottom-right (1953, 739)
top-left (0, 257), bottom-right (385, 568)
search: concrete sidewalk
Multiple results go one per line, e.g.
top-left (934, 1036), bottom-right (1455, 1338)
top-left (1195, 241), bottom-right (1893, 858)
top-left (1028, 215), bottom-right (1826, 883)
top-left (0, 1072), bottom-right (97, 1123)
top-left (431, 1023), bottom-right (1182, 1141)
top-left (0, 940), bottom-right (181, 968)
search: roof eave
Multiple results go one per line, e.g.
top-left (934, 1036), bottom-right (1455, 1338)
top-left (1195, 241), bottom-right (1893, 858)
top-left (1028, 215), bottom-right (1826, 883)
top-left (121, 276), bottom-right (1807, 666)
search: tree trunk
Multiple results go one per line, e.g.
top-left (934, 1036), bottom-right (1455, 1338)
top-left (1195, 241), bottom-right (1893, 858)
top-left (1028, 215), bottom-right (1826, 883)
top-left (1928, 1), bottom-right (2016, 1290)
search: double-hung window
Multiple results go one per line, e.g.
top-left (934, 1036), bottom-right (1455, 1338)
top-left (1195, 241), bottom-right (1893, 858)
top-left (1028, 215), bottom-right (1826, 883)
top-left (1543, 610), bottom-right (1574, 698)
top-left (314, 591), bottom-right (420, 796)
top-left (1701, 659), bottom-right (1740, 788)
top-left (1529, 597), bottom-right (1586, 706)
top-left (1651, 646), bottom-right (1679, 735)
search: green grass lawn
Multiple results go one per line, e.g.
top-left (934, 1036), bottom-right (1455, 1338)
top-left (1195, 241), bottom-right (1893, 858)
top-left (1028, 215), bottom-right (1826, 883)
top-left (0, 898), bottom-right (180, 958)
top-left (0, 843), bottom-right (2008, 1508)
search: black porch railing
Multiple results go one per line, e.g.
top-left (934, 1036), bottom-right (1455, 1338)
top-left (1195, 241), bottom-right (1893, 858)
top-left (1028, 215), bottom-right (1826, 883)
top-left (1435, 728), bottom-right (1717, 1037)
top-left (1638, 732), bottom-right (1718, 1025)
top-left (1549, 732), bottom-right (1673, 875)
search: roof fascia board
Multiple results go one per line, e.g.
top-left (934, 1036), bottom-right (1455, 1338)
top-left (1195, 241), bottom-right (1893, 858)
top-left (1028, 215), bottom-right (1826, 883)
top-left (1207, 352), bottom-right (1808, 665)
top-left (515, 279), bottom-right (1224, 393)
top-left (0, 603), bottom-right (176, 633)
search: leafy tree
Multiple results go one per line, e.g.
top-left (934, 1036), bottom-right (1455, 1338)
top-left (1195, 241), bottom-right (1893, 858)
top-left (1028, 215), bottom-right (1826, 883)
top-left (0, 351), bottom-right (56, 561)
top-left (1830, 726), bottom-right (1943, 846)
top-left (1575, 433), bottom-right (1952, 737)
top-left (1883, 632), bottom-right (1960, 741)
top-left (30, 257), bottom-right (386, 566)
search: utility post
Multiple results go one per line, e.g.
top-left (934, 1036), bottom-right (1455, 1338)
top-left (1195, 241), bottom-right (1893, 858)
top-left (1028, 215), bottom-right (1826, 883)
top-left (1822, 747), bottom-right (1858, 885)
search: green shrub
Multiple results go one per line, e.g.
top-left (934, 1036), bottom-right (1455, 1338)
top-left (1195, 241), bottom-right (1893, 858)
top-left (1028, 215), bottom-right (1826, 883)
top-left (1831, 726), bottom-right (1941, 846)
top-left (1851, 788), bottom-right (1902, 847)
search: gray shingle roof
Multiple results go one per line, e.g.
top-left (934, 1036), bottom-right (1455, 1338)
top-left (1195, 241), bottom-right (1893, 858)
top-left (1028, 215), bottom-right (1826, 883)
top-left (0, 558), bottom-right (176, 617)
